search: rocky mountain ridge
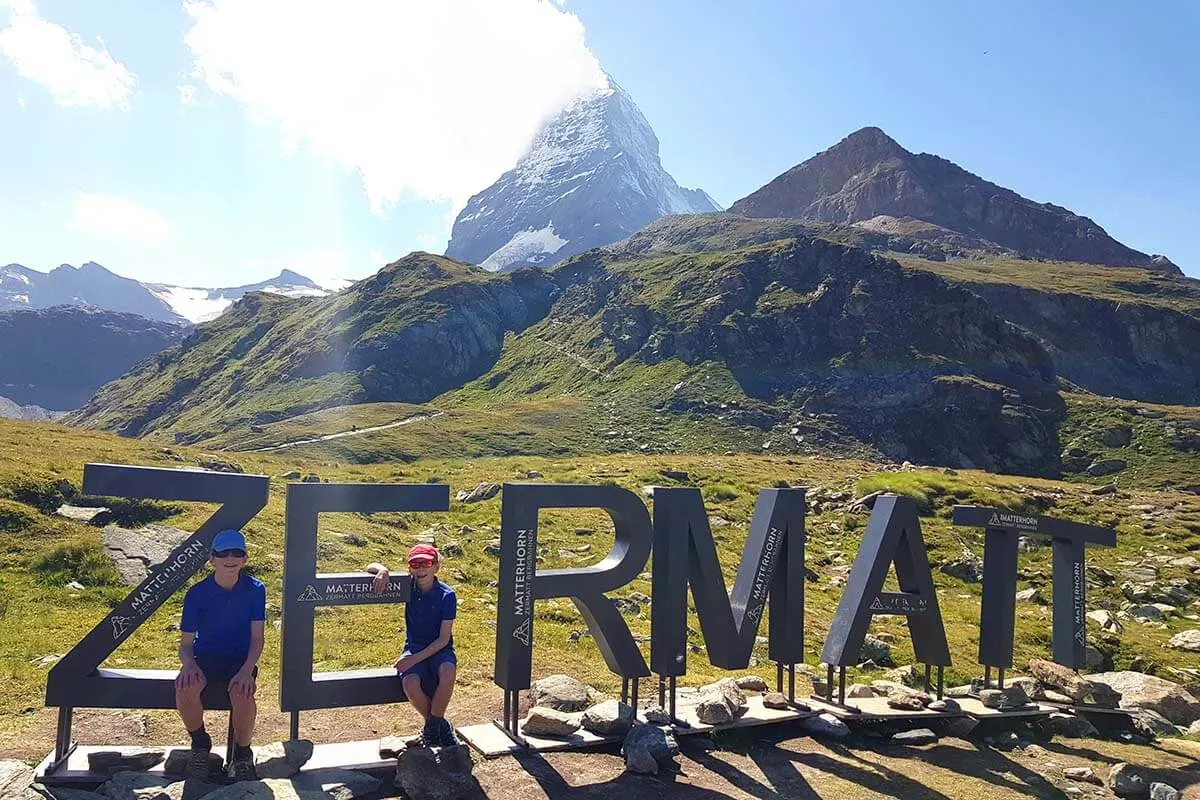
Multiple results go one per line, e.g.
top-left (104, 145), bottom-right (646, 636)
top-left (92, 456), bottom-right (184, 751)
top-left (729, 127), bottom-right (1181, 274)
top-left (0, 306), bottom-right (186, 411)
top-left (444, 79), bottom-right (719, 272)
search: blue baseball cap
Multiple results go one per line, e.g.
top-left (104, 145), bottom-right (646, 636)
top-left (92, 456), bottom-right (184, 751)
top-left (211, 529), bottom-right (247, 553)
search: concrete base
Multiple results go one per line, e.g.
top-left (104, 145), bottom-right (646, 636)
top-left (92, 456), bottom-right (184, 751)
top-left (955, 698), bottom-right (1058, 719)
top-left (36, 740), bottom-right (395, 786)
top-left (807, 696), bottom-right (966, 721)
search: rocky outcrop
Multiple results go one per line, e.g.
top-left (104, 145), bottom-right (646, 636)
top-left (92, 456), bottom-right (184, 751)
top-left (959, 280), bottom-right (1200, 405)
top-left (1088, 671), bottom-right (1200, 725)
top-left (729, 127), bottom-right (1173, 272)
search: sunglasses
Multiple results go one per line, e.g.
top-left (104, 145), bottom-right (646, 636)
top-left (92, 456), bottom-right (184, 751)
top-left (213, 549), bottom-right (246, 559)
top-left (407, 558), bottom-right (435, 568)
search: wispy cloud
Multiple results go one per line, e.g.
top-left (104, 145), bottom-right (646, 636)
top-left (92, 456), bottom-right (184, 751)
top-left (0, 0), bottom-right (135, 109)
top-left (182, 0), bottom-right (607, 214)
top-left (69, 192), bottom-right (174, 246)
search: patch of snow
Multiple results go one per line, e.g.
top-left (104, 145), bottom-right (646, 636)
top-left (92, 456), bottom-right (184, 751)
top-left (147, 286), bottom-right (232, 324)
top-left (481, 223), bottom-right (569, 271)
top-left (10, 294), bottom-right (29, 304)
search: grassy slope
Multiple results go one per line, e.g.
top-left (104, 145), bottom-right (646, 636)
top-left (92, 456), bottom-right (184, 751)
top-left (2, 418), bottom-right (1199, 753)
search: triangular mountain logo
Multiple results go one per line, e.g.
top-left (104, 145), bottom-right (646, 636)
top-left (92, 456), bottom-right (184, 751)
top-left (513, 618), bottom-right (532, 647)
top-left (297, 585), bottom-right (321, 602)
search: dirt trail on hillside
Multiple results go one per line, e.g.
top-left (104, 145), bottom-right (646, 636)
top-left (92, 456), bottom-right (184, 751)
top-left (249, 413), bottom-right (442, 453)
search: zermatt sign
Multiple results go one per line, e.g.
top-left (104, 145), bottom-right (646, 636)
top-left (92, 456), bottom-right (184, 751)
top-left (43, 464), bottom-right (1116, 761)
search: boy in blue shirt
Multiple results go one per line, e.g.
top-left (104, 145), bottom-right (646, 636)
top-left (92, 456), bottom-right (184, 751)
top-left (368, 544), bottom-right (458, 747)
top-left (175, 529), bottom-right (266, 781)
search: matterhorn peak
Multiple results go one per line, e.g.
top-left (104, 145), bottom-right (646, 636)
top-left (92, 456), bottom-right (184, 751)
top-left (444, 78), bottom-right (719, 272)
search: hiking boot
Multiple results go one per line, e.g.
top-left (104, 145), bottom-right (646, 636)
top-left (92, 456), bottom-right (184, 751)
top-left (185, 748), bottom-right (212, 780)
top-left (231, 755), bottom-right (257, 782)
top-left (436, 718), bottom-right (460, 748)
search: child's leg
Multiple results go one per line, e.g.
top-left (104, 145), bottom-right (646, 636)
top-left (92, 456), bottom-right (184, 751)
top-left (401, 673), bottom-right (432, 720)
top-left (430, 662), bottom-right (456, 719)
top-left (175, 678), bottom-right (206, 735)
top-left (229, 683), bottom-right (257, 747)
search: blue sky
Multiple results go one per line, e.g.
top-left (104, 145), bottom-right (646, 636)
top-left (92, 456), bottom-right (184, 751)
top-left (1, 0), bottom-right (1197, 287)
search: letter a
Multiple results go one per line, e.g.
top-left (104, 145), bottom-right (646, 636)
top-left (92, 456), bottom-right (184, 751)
top-left (820, 494), bottom-right (950, 668)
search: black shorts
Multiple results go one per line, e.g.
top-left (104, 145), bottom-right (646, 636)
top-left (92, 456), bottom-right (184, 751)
top-left (195, 652), bottom-right (257, 683)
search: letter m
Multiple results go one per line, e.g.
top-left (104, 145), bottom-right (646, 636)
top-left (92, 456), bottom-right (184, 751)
top-left (650, 487), bottom-right (806, 675)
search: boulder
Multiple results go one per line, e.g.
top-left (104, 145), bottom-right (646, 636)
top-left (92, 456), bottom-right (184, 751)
top-left (1015, 587), bottom-right (1045, 604)
top-left (1130, 708), bottom-right (1180, 738)
top-left (1107, 763), bottom-right (1148, 798)
top-left (859, 635), bottom-right (892, 665)
top-left (1045, 712), bottom-right (1098, 738)
top-left (521, 707), bottom-right (581, 738)
top-left (885, 691), bottom-right (929, 711)
top-left (1064, 767), bottom-right (1100, 784)
top-left (581, 700), bottom-right (635, 736)
top-left (621, 724), bottom-right (678, 775)
top-left (528, 674), bottom-right (592, 712)
top-left (889, 728), bottom-right (937, 745)
top-left (0, 760), bottom-right (34, 800)
top-left (762, 692), bottom-right (790, 710)
top-left (86, 750), bottom-right (164, 774)
top-left (1150, 784), bottom-right (1180, 800)
top-left (253, 740), bottom-right (314, 778)
top-left (101, 525), bottom-right (190, 585)
top-left (394, 745), bottom-right (479, 800)
top-left (454, 483), bottom-right (500, 503)
top-left (1167, 630), bottom-right (1200, 652)
top-left (939, 550), bottom-right (983, 583)
top-left (694, 679), bottom-right (746, 724)
top-left (845, 684), bottom-right (874, 699)
top-left (1028, 659), bottom-right (1119, 707)
top-left (1089, 671), bottom-right (1200, 725)
top-left (734, 675), bottom-right (768, 692)
top-left (162, 748), bottom-right (223, 777)
top-left (883, 665), bottom-right (929, 690)
top-left (801, 713), bottom-right (850, 739)
top-left (979, 685), bottom-right (1030, 710)
top-left (99, 772), bottom-right (191, 800)
top-left (641, 706), bottom-right (672, 724)
top-left (1087, 459), bottom-right (1127, 477)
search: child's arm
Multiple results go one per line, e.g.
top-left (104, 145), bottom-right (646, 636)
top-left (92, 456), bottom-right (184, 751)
top-left (176, 632), bottom-right (204, 689)
top-left (395, 618), bottom-right (454, 671)
top-left (230, 621), bottom-right (264, 698)
top-left (366, 562), bottom-right (390, 594)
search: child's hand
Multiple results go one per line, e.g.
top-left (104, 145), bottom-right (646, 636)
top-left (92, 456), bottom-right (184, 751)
top-left (371, 567), bottom-right (391, 594)
top-left (176, 663), bottom-right (206, 690)
top-left (394, 654), bottom-right (416, 673)
top-left (229, 668), bottom-right (257, 699)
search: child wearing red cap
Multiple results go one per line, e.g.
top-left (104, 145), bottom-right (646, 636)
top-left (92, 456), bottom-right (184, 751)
top-left (367, 543), bottom-right (458, 747)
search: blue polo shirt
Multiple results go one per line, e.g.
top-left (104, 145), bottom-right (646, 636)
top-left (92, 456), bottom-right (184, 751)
top-left (181, 573), bottom-right (266, 657)
top-left (405, 579), bottom-right (456, 653)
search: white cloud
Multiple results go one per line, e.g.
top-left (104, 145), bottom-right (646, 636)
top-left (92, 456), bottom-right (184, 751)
top-left (0, 0), bottom-right (135, 109)
top-left (69, 192), bottom-right (174, 246)
top-left (182, 0), bottom-right (607, 214)
top-left (177, 83), bottom-right (197, 106)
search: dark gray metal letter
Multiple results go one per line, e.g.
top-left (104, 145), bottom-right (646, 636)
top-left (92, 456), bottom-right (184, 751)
top-left (820, 494), bottom-right (950, 668)
top-left (280, 482), bottom-right (449, 711)
top-left (494, 483), bottom-right (652, 691)
top-left (650, 487), bottom-right (805, 674)
top-left (953, 505), bottom-right (1115, 669)
top-left (46, 464), bottom-right (269, 709)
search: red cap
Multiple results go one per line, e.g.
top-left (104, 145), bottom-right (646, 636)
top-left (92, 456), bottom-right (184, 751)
top-left (407, 544), bottom-right (439, 563)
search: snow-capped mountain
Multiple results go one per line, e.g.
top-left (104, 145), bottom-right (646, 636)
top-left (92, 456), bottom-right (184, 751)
top-left (145, 269), bottom-right (331, 323)
top-left (1, 262), bottom-right (337, 325)
top-left (444, 78), bottom-right (720, 271)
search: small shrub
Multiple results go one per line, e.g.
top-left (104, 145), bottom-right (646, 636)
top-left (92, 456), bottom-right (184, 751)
top-left (0, 499), bottom-right (37, 532)
top-left (703, 483), bottom-right (740, 502)
top-left (33, 539), bottom-right (122, 587)
top-left (0, 477), bottom-right (66, 514)
top-left (75, 496), bottom-right (183, 528)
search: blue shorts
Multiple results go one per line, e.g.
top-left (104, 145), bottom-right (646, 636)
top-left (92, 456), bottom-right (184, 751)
top-left (400, 648), bottom-right (457, 698)
top-left (195, 652), bottom-right (256, 683)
